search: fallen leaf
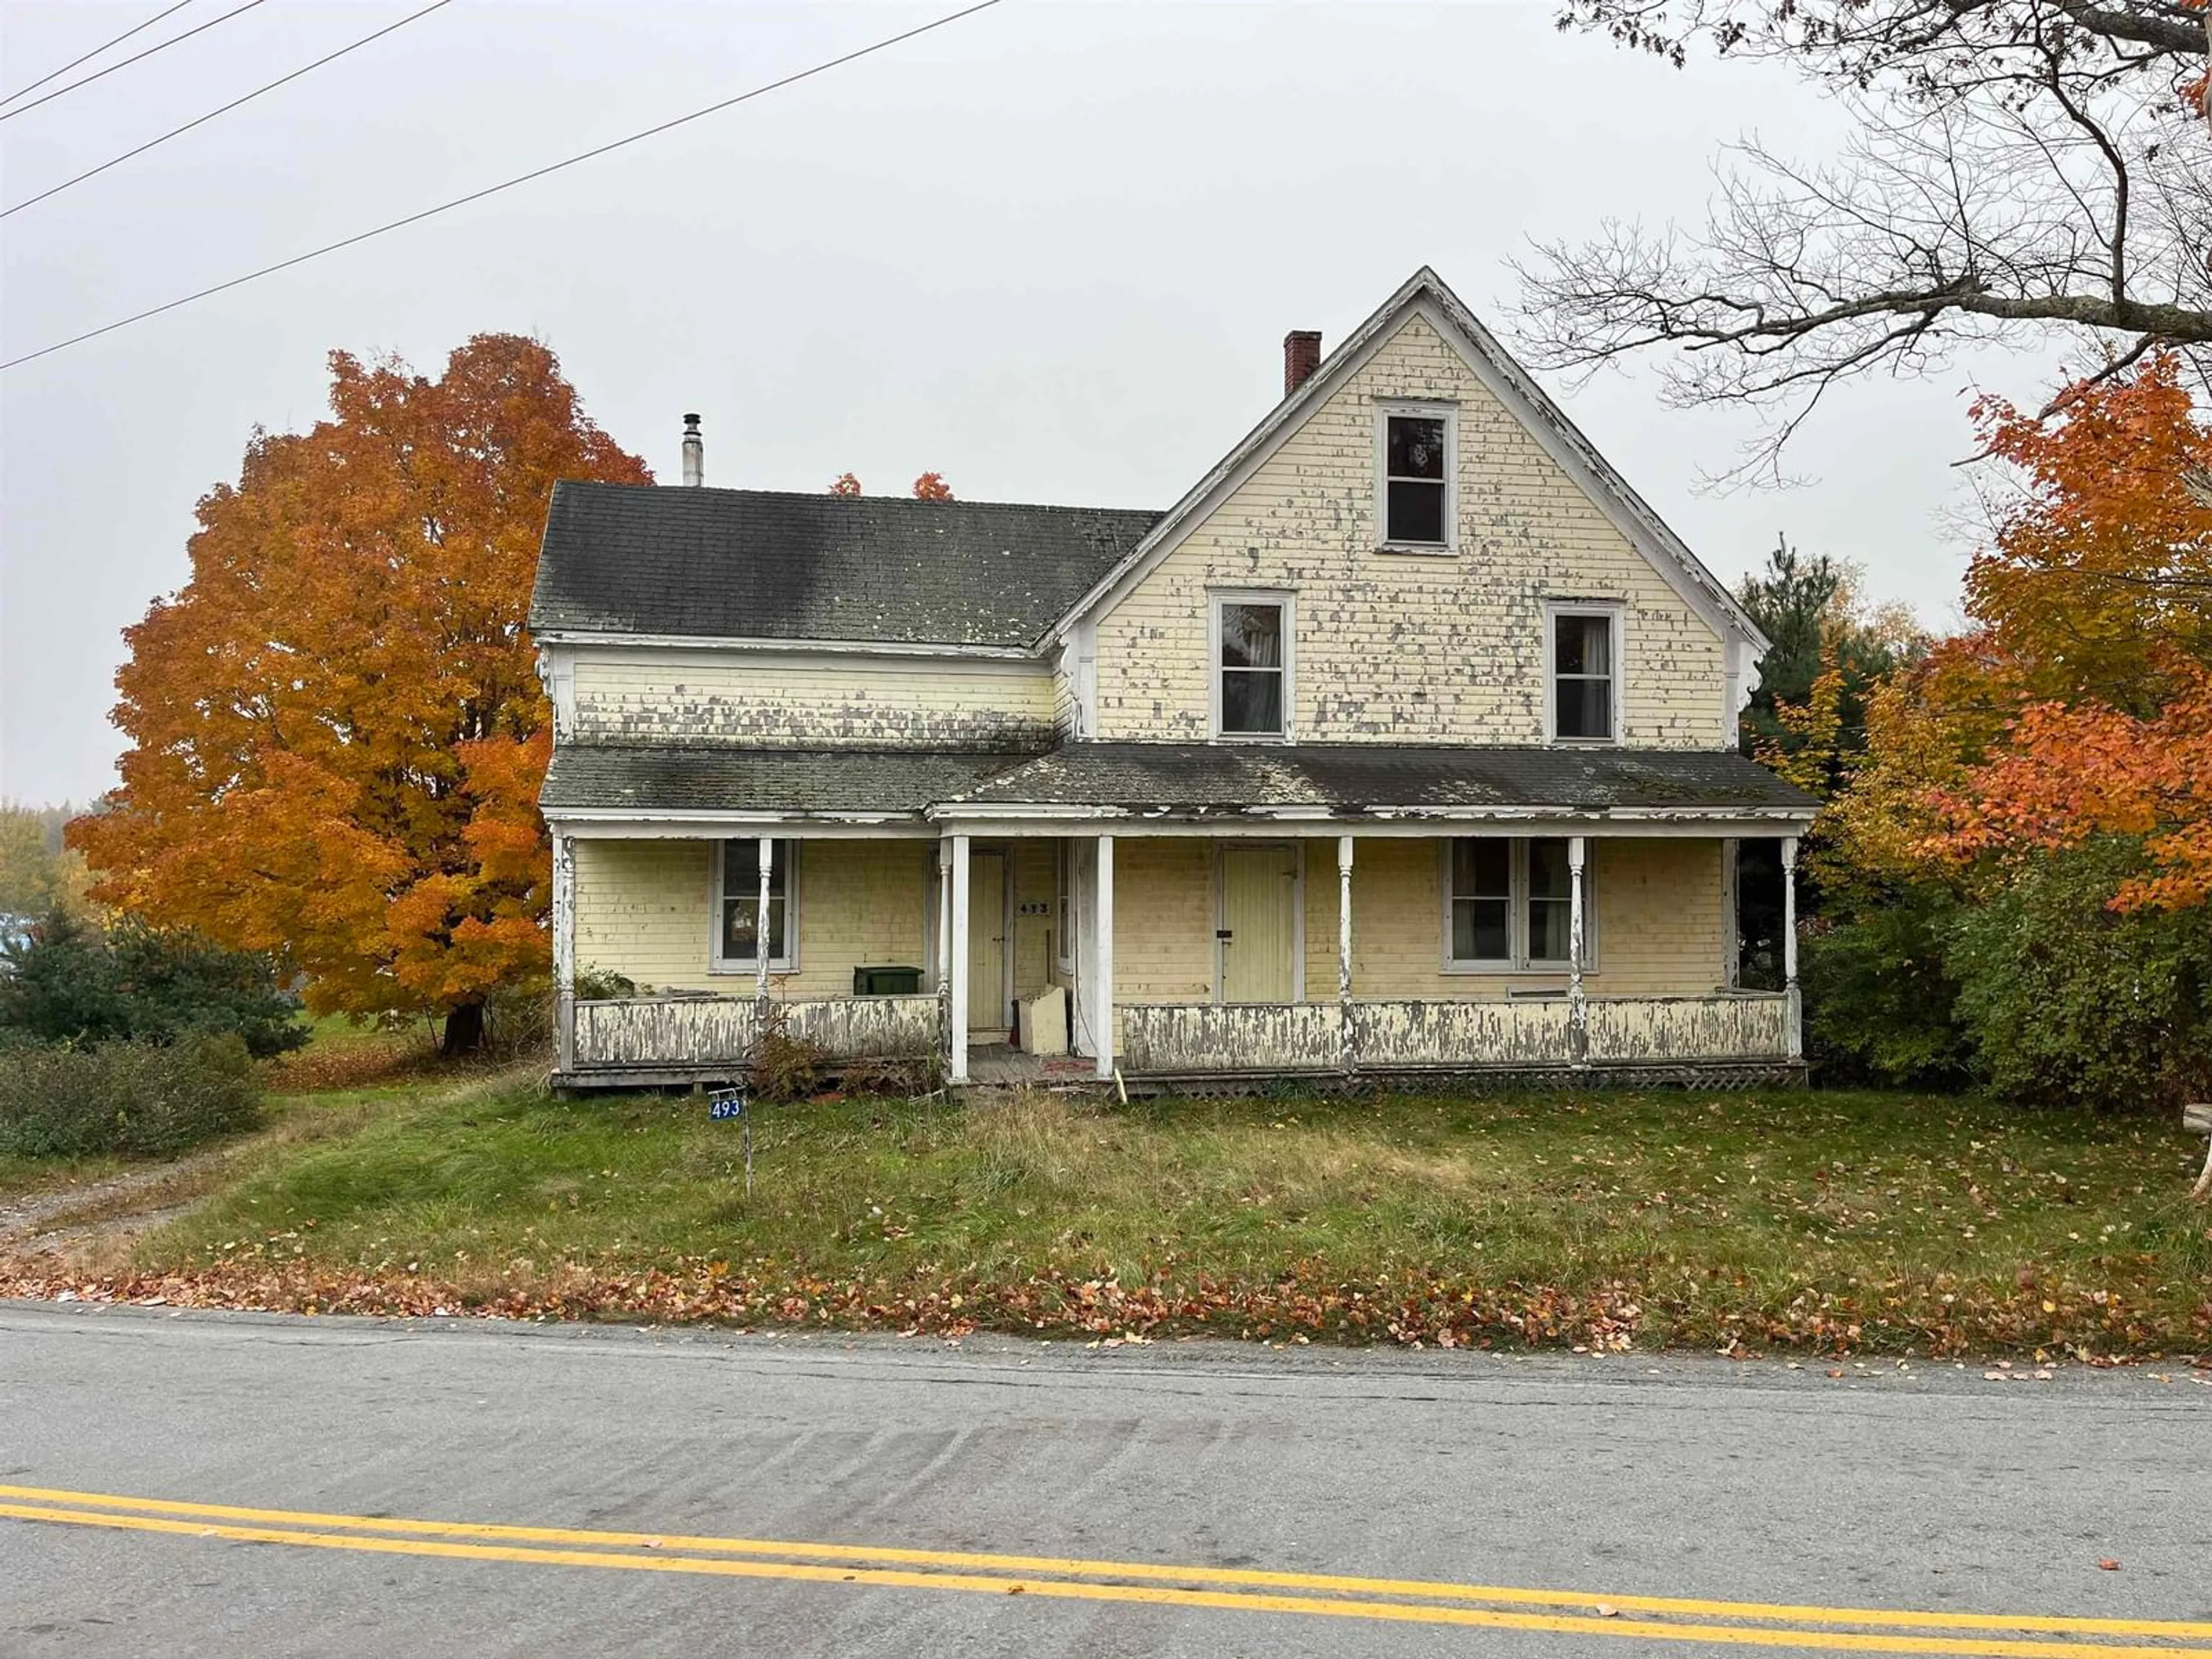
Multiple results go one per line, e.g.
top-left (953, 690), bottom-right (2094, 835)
top-left (2097, 1559), bottom-right (2120, 1571)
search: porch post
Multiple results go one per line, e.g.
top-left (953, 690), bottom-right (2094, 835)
top-left (949, 834), bottom-right (971, 1084)
top-left (1093, 833), bottom-right (1115, 1081)
top-left (1782, 834), bottom-right (1802, 1061)
top-left (1567, 835), bottom-right (1589, 1067)
top-left (754, 836), bottom-right (773, 1016)
top-left (1336, 834), bottom-right (1355, 1075)
top-left (936, 838), bottom-right (955, 1072)
top-left (551, 830), bottom-right (575, 1075)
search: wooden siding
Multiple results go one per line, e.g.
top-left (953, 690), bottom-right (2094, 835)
top-left (1097, 836), bottom-right (1724, 1011)
top-left (572, 994), bottom-right (938, 1069)
top-left (570, 650), bottom-right (1056, 748)
top-left (573, 836), bottom-right (931, 997)
top-left (1090, 314), bottom-right (1727, 747)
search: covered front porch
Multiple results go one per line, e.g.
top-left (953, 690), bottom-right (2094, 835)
top-left (547, 825), bottom-right (1808, 1089)
top-left (541, 740), bottom-right (1817, 1089)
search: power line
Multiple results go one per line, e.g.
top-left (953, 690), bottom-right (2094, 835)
top-left (0, 0), bottom-right (272, 124)
top-left (0, 0), bottom-right (200, 110)
top-left (1, 0), bottom-right (1004, 373)
top-left (3, 0), bottom-right (457, 218)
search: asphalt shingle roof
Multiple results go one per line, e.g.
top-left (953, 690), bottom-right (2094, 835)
top-left (941, 744), bottom-right (1820, 815)
top-left (543, 741), bottom-right (1817, 819)
top-left (541, 745), bottom-right (1033, 817)
top-left (529, 483), bottom-right (1163, 648)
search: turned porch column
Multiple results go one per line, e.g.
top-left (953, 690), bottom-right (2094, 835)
top-left (1568, 835), bottom-right (1589, 1067)
top-left (551, 831), bottom-right (575, 1075)
top-left (1093, 834), bottom-right (1115, 1081)
top-left (754, 836), bottom-right (773, 1018)
top-left (1337, 835), bottom-right (1355, 1075)
top-left (1782, 834), bottom-right (1802, 1062)
top-left (949, 833), bottom-right (971, 1084)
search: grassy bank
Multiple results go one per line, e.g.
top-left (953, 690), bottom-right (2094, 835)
top-left (9, 1077), bottom-right (2210, 1358)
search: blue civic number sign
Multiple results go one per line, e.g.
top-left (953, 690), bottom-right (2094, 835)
top-left (707, 1089), bottom-right (747, 1122)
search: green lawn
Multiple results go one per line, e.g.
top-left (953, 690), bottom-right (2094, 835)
top-left (92, 1075), bottom-right (2212, 1359)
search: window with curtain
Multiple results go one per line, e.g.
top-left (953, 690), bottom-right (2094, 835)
top-left (1446, 838), bottom-right (1586, 969)
top-left (717, 839), bottom-right (792, 968)
top-left (1552, 611), bottom-right (1617, 741)
top-left (1449, 840), bottom-right (1512, 963)
top-left (1217, 600), bottom-right (1286, 737)
top-left (1383, 414), bottom-right (1449, 546)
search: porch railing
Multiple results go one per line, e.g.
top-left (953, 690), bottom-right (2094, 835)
top-left (570, 993), bottom-right (939, 1071)
top-left (1121, 993), bottom-right (1790, 1075)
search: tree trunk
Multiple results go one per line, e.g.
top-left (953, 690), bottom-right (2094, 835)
top-left (441, 1000), bottom-right (486, 1058)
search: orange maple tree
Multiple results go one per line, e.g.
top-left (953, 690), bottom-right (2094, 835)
top-left (1922, 355), bottom-right (2212, 907)
top-left (826, 472), bottom-right (954, 499)
top-left (71, 335), bottom-right (649, 1052)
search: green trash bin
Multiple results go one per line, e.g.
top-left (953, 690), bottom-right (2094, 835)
top-left (853, 965), bottom-right (923, 997)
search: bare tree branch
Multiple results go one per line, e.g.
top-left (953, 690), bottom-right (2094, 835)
top-left (1525, 0), bottom-right (2212, 475)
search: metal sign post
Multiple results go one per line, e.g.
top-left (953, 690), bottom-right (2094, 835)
top-left (709, 1086), bottom-right (752, 1199)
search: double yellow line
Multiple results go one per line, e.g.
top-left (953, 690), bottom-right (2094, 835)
top-left (4, 1483), bottom-right (2206, 1656)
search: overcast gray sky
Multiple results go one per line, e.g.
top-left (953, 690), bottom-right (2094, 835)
top-left (1, 1), bottom-right (2059, 808)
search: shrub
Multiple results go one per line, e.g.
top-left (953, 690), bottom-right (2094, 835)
top-left (1801, 887), bottom-right (1969, 1088)
top-left (0, 912), bottom-right (307, 1058)
top-left (0, 1034), bottom-right (263, 1158)
top-left (1945, 838), bottom-right (2212, 1112)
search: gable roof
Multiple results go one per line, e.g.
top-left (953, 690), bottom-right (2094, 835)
top-left (1050, 267), bottom-right (1769, 656)
top-left (529, 484), bottom-right (1161, 650)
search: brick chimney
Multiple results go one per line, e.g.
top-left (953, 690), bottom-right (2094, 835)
top-left (680, 413), bottom-right (703, 487)
top-left (1283, 330), bottom-right (1322, 396)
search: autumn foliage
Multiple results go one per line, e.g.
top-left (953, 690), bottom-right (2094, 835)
top-left (71, 336), bottom-right (649, 1051)
top-left (1926, 357), bottom-right (2212, 908)
top-left (826, 471), bottom-right (954, 498)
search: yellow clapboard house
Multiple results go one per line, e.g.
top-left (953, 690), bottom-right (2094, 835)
top-left (531, 269), bottom-right (1817, 1089)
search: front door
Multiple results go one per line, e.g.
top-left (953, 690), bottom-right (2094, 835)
top-left (967, 848), bottom-right (1009, 1040)
top-left (1219, 844), bottom-right (1298, 1003)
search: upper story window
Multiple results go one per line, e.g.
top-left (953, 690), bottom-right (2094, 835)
top-left (1547, 604), bottom-right (1622, 743)
top-left (714, 838), bottom-right (796, 971)
top-left (1377, 404), bottom-right (1456, 552)
top-left (1445, 837), bottom-right (1589, 971)
top-left (1212, 592), bottom-right (1292, 740)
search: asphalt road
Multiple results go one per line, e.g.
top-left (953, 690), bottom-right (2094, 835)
top-left (2, 1302), bottom-right (2207, 1658)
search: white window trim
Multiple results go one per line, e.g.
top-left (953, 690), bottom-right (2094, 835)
top-left (1207, 588), bottom-right (1296, 743)
top-left (1374, 400), bottom-right (1459, 555)
top-left (709, 838), bottom-right (800, 974)
top-left (1542, 600), bottom-right (1625, 745)
top-left (1438, 837), bottom-right (1597, 975)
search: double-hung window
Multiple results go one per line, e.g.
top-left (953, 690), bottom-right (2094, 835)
top-left (1445, 837), bottom-right (1589, 971)
top-left (1377, 404), bottom-right (1455, 551)
top-left (1212, 592), bottom-right (1290, 739)
top-left (1548, 604), bottom-right (1621, 743)
top-left (714, 838), bottom-right (795, 971)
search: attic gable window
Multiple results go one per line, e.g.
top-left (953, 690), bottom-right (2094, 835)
top-left (1211, 591), bottom-right (1293, 740)
top-left (1377, 404), bottom-right (1456, 552)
